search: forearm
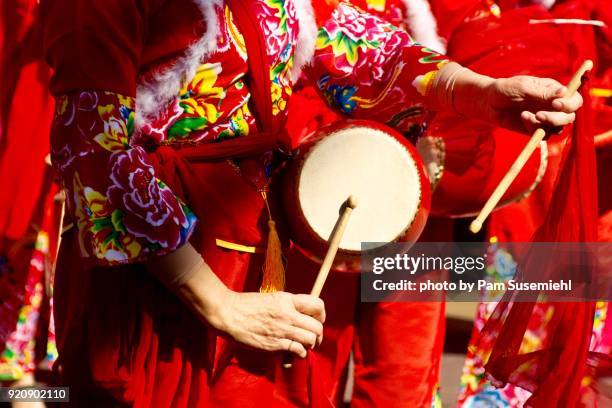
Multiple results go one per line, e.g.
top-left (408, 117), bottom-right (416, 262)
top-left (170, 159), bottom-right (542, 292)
top-left (428, 61), bottom-right (495, 117)
top-left (145, 243), bottom-right (326, 358)
top-left (145, 243), bottom-right (228, 330)
top-left (429, 62), bottom-right (583, 133)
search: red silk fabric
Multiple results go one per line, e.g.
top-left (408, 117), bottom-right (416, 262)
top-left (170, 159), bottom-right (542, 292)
top-left (477, 76), bottom-right (610, 407)
top-left (439, 3), bottom-right (609, 405)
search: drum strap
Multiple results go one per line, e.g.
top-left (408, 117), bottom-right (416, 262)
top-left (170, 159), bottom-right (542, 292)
top-left (223, 0), bottom-right (289, 293)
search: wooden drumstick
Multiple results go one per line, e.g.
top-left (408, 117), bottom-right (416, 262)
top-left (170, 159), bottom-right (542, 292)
top-left (595, 129), bottom-right (612, 148)
top-left (470, 60), bottom-right (594, 234)
top-left (310, 195), bottom-right (359, 297)
top-left (283, 195), bottom-right (358, 368)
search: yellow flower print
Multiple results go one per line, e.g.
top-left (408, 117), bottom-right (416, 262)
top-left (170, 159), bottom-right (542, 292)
top-left (460, 370), bottom-right (481, 392)
top-left (72, 173), bottom-right (142, 263)
top-left (230, 104), bottom-right (251, 136)
top-left (365, 0), bottom-right (386, 12)
top-left (104, 232), bottom-right (144, 264)
top-left (271, 81), bottom-right (291, 116)
top-left (117, 94), bottom-right (135, 109)
top-left (187, 63), bottom-right (225, 99)
top-left (520, 332), bottom-right (542, 353)
top-left (179, 63), bottom-right (225, 125)
top-left (93, 104), bottom-right (130, 151)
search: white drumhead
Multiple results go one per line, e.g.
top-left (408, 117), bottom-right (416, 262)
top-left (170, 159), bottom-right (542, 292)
top-left (298, 126), bottom-right (422, 251)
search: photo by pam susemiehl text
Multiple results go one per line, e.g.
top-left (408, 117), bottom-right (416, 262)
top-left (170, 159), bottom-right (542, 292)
top-left (371, 278), bottom-right (573, 292)
top-left (360, 242), bottom-right (612, 302)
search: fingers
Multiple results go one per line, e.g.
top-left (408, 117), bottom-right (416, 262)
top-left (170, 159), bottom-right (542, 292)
top-left (535, 111), bottom-right (576, 127)
top-left (521, 110), bottom-right (540, 126)
top-left (283, 324), bottom-right (318, 355)
top-left (520, 110), bottom-right (572, 136)
top-left (516, 77), bottom-right (583, 113)
top-left (291, 312), bottom-right (324, 345)
top-left (552, 92), bottom-right (583, 113)
top-left (522, 110), bottom-right (577, 127)
top-left (292, 294), bottom-right (326, 324)
top-left (282, 338), bottom-right (308, 359)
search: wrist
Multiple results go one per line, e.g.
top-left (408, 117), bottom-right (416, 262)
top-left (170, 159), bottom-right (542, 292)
top-left (146, 243), bottom-right (203, 288)
top-left (430, 62), bottom-right (495, 117)
top-left (453, 73), bottom-right (496, 119)
top-left (176, 262), bottom-right (233, 331)
top-left (145, 243), bottom-right (233, 331)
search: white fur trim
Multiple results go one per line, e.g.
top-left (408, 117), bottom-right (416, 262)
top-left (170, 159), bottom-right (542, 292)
top-left (135, 0), bottom-right (223, 128)
top-left (291, 0), bottom-right (318, 80)
top-left (401, 0), bottom-right (446, 53)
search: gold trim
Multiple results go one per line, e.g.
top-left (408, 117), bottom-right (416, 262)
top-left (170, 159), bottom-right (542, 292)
top-left (215, 238), bottom-right (263, 254)
top-left (591, 88), bottom-right (612, 98)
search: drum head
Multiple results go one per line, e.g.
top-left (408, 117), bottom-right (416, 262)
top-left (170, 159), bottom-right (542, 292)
top-left (297, 125), bottom-right (423, 252)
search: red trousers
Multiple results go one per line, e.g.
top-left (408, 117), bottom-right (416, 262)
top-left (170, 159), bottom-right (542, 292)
top-left (54, 151), bottom-right (445, 407)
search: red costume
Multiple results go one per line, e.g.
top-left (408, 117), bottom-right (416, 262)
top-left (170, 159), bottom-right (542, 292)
top-left (42, 1), bottom-right (455, 406)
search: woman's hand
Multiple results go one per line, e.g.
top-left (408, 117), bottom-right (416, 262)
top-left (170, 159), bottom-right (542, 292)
top-left (483, 76), bottom-right (583, 134)
top-left (430, 62), bottom-right (584, 134)
top-left (147, 243), bottom-right (325, 358)
top-left (214, 291), bottom-right (325, 358)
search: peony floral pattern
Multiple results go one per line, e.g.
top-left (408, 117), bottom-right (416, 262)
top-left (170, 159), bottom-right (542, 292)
top-left (51, 91), bottom-right (196, 265)
top-left (52, 1), bottom-right (458, 265)
top-left (307, 3), bottom-right (449, 134)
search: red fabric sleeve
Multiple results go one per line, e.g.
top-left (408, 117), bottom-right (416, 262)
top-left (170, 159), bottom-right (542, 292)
top-left (41, 1), bottom-right (197, 265)
top-left (305, 3), bottom-right (450, 134)
top-left (40, 0), bottom-right (151, 96)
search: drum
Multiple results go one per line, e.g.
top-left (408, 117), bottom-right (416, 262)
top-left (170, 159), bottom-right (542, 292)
top-left (417, 115), bottom-right (548, 218)
top-left (283, 120), bottom-right (430, 270)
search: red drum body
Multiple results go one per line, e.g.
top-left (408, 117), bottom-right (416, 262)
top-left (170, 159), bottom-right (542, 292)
top-left (283, 120), bottom-right (430, 271)
top-left (418, 116), bottom-right (548, 218)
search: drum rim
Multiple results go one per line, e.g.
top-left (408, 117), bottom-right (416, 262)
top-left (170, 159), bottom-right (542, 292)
top-left (284, 119), bottom-right (431, 256)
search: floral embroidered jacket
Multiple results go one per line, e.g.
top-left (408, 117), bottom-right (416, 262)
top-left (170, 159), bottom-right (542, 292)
top-left (41, 0), bottom-right (449, 265)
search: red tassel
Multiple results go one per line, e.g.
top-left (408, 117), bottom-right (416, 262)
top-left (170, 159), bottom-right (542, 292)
top-left (259, 192), bottom-right (285, 293)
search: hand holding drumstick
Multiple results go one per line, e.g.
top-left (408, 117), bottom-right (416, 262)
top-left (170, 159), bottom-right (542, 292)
top-left (283, 195), bottom-right (358, 368)
top-left (470, 60), bottom-right (594, 234)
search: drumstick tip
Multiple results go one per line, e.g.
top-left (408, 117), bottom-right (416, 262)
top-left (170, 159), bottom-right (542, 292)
top-left (347, 195), bottom-right (358, 209)
top-left (469, 219), bottom-right (483, 234)
top-left (583, 60), bottom-right (594, 72)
